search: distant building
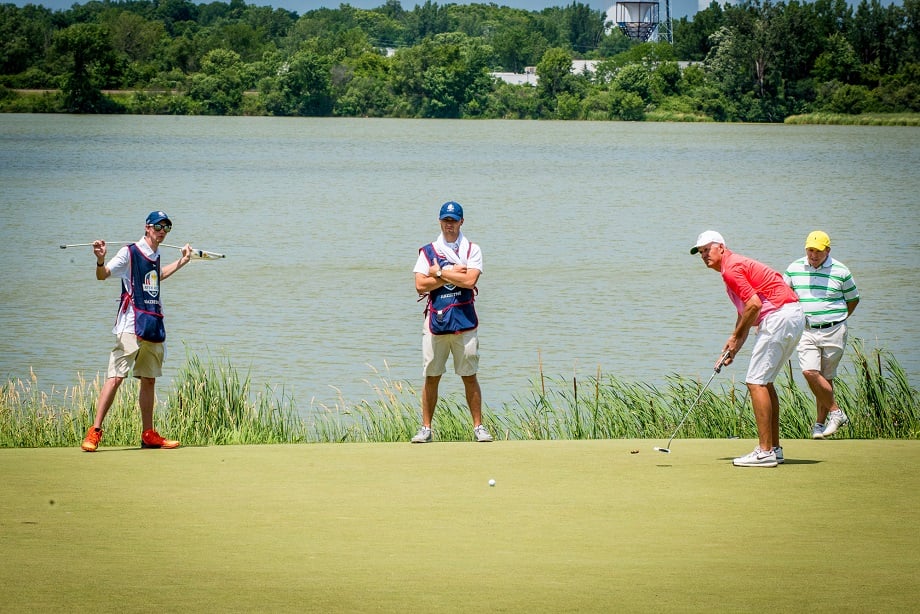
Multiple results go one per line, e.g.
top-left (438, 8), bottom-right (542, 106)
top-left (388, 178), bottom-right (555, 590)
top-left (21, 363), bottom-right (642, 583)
top-left (490, 66), bottom-right (538, 86)
top-left (571, 60), bottom-right (599, 75)
top-left (491, 62), bottom-right (598, 85)
top-left (491, 60), bottom-right (692, 86)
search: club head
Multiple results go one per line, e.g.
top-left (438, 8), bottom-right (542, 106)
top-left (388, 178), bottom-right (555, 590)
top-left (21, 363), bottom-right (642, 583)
top-left (653, 446), bottom-right (671, 454)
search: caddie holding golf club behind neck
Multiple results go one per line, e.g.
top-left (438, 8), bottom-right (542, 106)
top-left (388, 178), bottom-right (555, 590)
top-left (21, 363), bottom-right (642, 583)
top-left (80, 210), bottom-right (193, 453)
top-left (410, 200), bottom-right (493, 444)
top-left (691, 230), bottom-right (805, 468)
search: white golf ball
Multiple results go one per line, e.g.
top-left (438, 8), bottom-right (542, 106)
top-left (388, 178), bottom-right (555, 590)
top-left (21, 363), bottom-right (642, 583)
top-left (488, 479), bottom-right (496, 487)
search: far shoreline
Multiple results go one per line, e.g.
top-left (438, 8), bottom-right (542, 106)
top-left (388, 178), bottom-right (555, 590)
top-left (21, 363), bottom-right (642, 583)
top-left (5, 90), bottom-right (920, 126)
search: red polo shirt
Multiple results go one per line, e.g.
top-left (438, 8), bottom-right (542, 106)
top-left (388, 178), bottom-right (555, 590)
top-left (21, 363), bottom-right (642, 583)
top-left (721, 249), bottom-right (798, 325)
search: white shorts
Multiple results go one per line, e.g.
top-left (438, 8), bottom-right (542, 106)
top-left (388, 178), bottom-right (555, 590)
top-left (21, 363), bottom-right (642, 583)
top-left (422, 326), bottom-right (479, 377)
top-left (797, 322), bottom-right (848, 379)
top-left (746, 303), bottom-right (805, 385)
top-left (106, 332), bottom-right (164, 379)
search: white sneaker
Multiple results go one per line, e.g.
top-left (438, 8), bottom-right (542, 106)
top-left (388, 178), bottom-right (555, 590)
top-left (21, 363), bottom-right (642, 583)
top-left (812, 423), bottom-right (826, 440)
top-left (411, 426), bottom-right (432, 443)
top-left (773, 446), bottom-right (784, 464)
top-left (733, 447), bottom-right (778, 468)
top-left (473, 425), bottom-right (493, 442)
top-left (821, 410), bottom-right (849, 438)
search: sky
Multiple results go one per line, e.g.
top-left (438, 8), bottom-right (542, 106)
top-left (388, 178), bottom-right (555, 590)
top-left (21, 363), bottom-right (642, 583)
top-left (10, 0), bottom-right (901, 24)
top-left (10, 0), bottom-right (703, 21)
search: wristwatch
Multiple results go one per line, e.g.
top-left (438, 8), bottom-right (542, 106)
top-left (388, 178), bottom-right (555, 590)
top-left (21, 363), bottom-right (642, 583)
top-left (435, 269), bottom-right (442, 278)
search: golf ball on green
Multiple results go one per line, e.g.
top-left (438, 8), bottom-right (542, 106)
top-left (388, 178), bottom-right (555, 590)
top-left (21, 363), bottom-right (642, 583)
top-left (488, 479), bottom-right (496, 487)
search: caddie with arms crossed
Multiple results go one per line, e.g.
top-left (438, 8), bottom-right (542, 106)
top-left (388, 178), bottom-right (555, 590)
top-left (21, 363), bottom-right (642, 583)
top-left (410, 201), bottom-right (493, 444)
top-left (81, 210), bottom-right (192, 452)
top-left (784, 230), bottom-right (859, 440)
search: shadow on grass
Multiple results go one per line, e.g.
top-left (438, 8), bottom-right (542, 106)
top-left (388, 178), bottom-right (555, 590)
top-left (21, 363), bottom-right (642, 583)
top-left (715, 456), bottom-right (822, 465)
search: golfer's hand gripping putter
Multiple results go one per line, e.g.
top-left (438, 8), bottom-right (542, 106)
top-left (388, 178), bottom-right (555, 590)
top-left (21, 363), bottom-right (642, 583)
top-left (715, 350), bottom-right (732, 373)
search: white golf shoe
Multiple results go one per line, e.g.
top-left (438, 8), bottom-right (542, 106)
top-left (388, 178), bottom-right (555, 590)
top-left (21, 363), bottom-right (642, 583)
top-left (773, 446), bottom-right (784, 464)
top-left (733, 447), bottom-right (778, 468)
top-left (821, 410), bottom-right (849, 438)
top-left (411, 426), bottom-right (432, 443)
top-left (473, 425), bottom-right (494, 442)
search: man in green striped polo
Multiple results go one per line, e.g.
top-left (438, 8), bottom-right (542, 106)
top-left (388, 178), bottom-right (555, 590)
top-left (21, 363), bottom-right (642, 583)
top-left (784, 231), bottom-right (860, 439)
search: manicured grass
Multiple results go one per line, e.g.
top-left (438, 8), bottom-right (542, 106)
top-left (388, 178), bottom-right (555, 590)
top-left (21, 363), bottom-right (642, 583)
top-left (2, 439), bottom-right (917, 612)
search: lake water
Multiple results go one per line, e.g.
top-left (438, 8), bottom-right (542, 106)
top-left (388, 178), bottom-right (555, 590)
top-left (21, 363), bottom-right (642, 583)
top-left (1, 114), bottom-right (918, 414)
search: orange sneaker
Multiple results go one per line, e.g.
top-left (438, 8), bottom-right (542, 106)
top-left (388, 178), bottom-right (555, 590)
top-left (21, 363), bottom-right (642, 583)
top-left (81, 427), bottom-right (103, 452)
top-left (141, 429), bottom-right (180, 449)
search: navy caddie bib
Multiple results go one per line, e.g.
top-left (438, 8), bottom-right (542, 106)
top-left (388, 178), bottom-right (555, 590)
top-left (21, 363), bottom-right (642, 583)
top-left (119, 243), bottom-right (165, 342)
top-left (420, 243), bottom-right (478, 335)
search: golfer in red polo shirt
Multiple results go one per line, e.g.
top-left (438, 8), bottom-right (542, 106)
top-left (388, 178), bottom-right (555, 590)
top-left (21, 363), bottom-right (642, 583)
top-left (691, 231), bottom-right (805, 468)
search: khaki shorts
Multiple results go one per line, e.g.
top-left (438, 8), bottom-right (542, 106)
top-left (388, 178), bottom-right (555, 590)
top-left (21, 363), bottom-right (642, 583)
top-left (422, 327), bottom-right (479, 377)
top-left (106, 332), bottom-right (164, 379)
top-left (746, 303), bottom-right (805, 385)
top-left (797, 322), bottom-right (848, 380)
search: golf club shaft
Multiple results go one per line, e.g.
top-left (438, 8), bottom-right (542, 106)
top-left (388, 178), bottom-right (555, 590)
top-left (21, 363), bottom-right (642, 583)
top-left (60, 242), bottom-right (224, 259)
top-left (663, 369), bottom-right (720, 449)
top-left (661, 351), bottom-right (733, 449)
top-left (60, 242), bottom-right (134, 249)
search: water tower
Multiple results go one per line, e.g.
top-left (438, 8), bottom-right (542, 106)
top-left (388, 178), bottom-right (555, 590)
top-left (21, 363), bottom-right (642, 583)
top-left (612, 0), bottom-right (672, 43)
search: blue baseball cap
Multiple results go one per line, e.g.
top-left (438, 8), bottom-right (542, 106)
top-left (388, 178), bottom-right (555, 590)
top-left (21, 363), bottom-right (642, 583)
top-left (146, 210), bottom-right (171, 225)
top-left (439, 201), bottom-right (463, 221)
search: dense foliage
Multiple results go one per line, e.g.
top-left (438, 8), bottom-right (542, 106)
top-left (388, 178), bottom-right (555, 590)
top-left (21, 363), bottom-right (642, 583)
top-left (1, 0), bottom-right (918, 120)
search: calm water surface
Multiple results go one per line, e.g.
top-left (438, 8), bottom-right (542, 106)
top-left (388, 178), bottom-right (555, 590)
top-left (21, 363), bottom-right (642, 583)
top-left (1, 115), bottom-right (918, 414)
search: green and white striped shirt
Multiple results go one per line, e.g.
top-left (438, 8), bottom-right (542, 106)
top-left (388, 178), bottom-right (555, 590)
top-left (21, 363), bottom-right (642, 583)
top-left (784, 256), bottom-right (859, 326)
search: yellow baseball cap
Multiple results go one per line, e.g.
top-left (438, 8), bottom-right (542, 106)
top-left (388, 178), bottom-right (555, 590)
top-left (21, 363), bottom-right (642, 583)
top-left (805, 231), bottom-right (831, 251)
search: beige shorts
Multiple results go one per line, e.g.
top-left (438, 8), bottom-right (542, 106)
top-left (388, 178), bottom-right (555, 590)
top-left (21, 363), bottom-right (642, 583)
top-left (106, 332), bottom-right (164, 379)
top-left (746, 303), bottom-right (805, 385)
top-left (422, 327), bottom-right (479, 377)
top-left (797, 322), bottom-right (848, 380)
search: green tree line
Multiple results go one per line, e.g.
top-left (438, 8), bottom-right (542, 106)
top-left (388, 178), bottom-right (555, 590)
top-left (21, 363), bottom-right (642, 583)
top-left (1, 0), bottom-right (918, 120)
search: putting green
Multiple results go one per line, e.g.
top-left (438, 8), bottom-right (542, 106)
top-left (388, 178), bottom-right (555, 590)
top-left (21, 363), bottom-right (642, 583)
top-left (2, 439), bottom-right (918, 612)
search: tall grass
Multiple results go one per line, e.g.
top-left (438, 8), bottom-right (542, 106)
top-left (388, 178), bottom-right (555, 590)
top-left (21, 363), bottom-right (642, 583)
top-left (165, 353), bottom-right (309, 445)
top-left (784, 112), bottom-right (920, 126)
top-left (2, 341), bottom-right (917, 447)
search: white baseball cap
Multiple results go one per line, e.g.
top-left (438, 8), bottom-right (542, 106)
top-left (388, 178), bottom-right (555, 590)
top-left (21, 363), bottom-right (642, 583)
top-left (690, 230), bottom-right (725, 254)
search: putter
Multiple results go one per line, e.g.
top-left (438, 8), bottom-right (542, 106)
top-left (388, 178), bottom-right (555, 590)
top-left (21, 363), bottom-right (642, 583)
top-left (654, 350), bottom-right (732, 454)
top-left (60, 242), bottom-right (226, 260)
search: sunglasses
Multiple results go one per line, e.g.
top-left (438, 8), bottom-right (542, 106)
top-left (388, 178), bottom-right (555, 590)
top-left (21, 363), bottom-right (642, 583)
top-left (150, 223), bottom-right (172, 233)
